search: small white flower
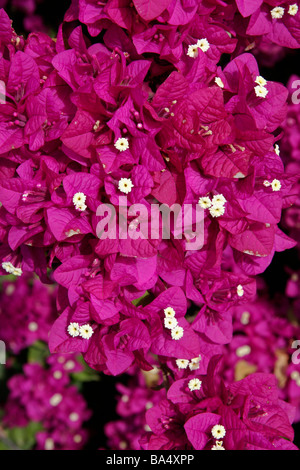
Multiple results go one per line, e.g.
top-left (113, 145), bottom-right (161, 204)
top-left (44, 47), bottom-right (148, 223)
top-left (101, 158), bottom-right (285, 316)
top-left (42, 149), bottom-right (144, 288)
top-left (53, 370), bottom-right (63, 380)
top-left (197, 38), bottom-right (210, 52)
top-left (189, 356), bottom-right (202, 371)
top-left (270, 6), bottom-right (285, 19)
top-left (44, 438), bottom-right (55, 451)
top-left (211, 442), bottom-right (225, 450)
top-left (212, 194), bottom-right (227, 207)
top-left (263, 180), bottom-right (271, 187)
top-left (67, 322), bottom-right (80, 338)
top-left (198, 196), bottom-right (212, 209)
top-left (73, 434), bottom-right (83, 444)
top-left (121, 395), bottom-right (129, 403)
top-left (209, 205), bottom-right (225, 218)
top-left (93, 120), bottom-right (101, 132)
top-left (75, 202), bottom-right (87, 212)
top-left (187, 43), bottom-right (200, 58)
top-left (215, 77), bottom-right (224, 88)
top-left (119, 441), bottom-right (128, 450)
top-left (291, 371), bottom-right (300, 380)
top-left (274, 144), bottom-right (280, 156)
top-left (114, 137), bottom-right (129, 152)
top-left (236, 345), bottom-right (251, 357)
top-left (145, 401), bottom-right (153, 410)
top-left (164, 317), bottom-right (178, 329)
top-left (255, 75), bottom-right (267, 87)
top-left (237, 284), bottom-right (244, 297)
top-left (271, 179), bottom-right (281, 191)
top-left (240, 311), bottom-right (250, 325)
top-left (69, 412), bottom-right (79, 422)
top-left (254, 85), bottom-right (269, 98)
top-left (288, 4), bottom-right (298, 16)
top-left (118, 178), bottom-right (134, 194)
top-left (176, 359), bottom-right (190, 369)
top-left (28, 322), bottom-right (38, 332)
top-left (79, 324), bottom-right (94, 340)
top-left (50, 393), bottom-right (63, 407)
top-left (164, 307), bottom-right (176, 318)
top-left (2, 261), bottom-right (14, 274)
top-left (188, 378), bottom-right (202, 391)
top-left (2, 261), bottom-right (22, 276)
top-left (73, 192), bottom-right (86, 206)
top-left (211, 424), bottom-right (226, 439)
top-left (171, 326), bottom-right (184, 340)
top-left (64, 360), bottom-right (76, 370)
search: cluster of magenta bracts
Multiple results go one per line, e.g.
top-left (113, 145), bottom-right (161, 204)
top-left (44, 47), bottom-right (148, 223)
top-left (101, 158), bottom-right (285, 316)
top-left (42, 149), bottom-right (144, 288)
top-left (0, 0), bottom-right (300, 450)
top-left (3, 353), bottom-right (91, 450)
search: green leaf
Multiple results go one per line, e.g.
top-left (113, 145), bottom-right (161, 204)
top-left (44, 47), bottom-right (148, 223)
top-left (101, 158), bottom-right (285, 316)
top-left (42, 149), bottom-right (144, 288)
top-left (27, 341), bottom-right (49, 365)
top-left (131, 290), bottom-right (153, 307)
top-left (6, 421), bottom-right (43, 450)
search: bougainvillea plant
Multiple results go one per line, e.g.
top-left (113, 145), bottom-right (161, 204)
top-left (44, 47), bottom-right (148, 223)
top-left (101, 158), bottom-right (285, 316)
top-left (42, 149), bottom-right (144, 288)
top-left (0, 0), bottom-right (300, 451)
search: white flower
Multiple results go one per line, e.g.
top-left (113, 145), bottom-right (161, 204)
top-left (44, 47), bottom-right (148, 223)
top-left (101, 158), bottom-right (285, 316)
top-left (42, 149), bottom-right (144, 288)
top-left (211, 441), bottom-right (225, 450)
top-left (197, 38), bottom-right (210, 52)
top-left (69, 412), bottom-right (79, 422)
top-left (263, 180), bottom-right (271, 187)
top-left (93, 120), bottom-right (101, 131)
top-left (274, 144), bottom-right (280, 156)
top-left (44, 438), bottom-right (55, 450)
top-left (236, 345), bottom-right (251, 357)
top-left (2, 261), bottom-right (22, 276)
top-left (209, 205), bottom-right (225, 218)
top-left (212, 194), bottom-right (227, 207)
top-left (240, 311), bottom-right (250, 325)
top-left (53, 370), bottom-right (63, 380)
top-left (271, 179), bottom-right (281, 191)
top-left (254, 85), bottom-right (268, 98)
top-left (198, 196), bottom-right (212, 209)
top-left (73, 192), bottom-right (86, 206)
top-left (2, 261), bottom-right (14, 274)
top-left (73, 193), bottom-right (87, 211)
top-left (164, 317), bottom-right (178, 329)
top-left (188, 378), bottom-right (202, 391)
top-left (211, 424), bottom-right (226, 439)
top-left (291, 371), bottom-right (300, 381)
top-left (189, 356), bottom-right (202, 371)
top-left (74, 434), bottom-right (83, 444)
top-left (215, 77), bottom-right (224, 88)
top-left (64, 360), bottom-right (76, 370)
top-left (114, 137), bottom-right (129, 152)
top-left (79, 324), bottom-right (94, 340)
top-left (255, 75), bottom-right (267, 87)
top-left (171, 326), bottom-right (184, 340)
top-left (28, 322), bottom-right (38, 332)
top-left (187, 43), bottom-right (200, 58)
top-left (50, 393), bottom-right (63, 407)
top-left (237, 284), bottom-right (244, 297)
top-left (164, 307), bottom-right (176, 318)
top-left (118, 178), bottom-right (134, 194)
top-left (288, 4), bottom-right (298, 16)
top-left (270, 6), bottom-right (285, 19)
top-left (67, 322), bottom-right (80, 338)
top-left (176, 359), bottom-right (190, 369)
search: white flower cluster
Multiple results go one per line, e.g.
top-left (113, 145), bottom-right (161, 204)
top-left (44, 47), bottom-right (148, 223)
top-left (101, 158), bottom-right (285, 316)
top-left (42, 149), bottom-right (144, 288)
top-left (67, 322), bottom-right (94, 339)
top-left (254, 75), bottom-right (268, 99)
top-left (211, 425), bottom-right (226, 450)
top-left (271, 4), bottom-right (298, 19)
top-left (2, 261), bottom-right (22, 276)
top-left (164, 307), bottom-right (184, 340)
top-left (187, 38), bottom-right (210, 58)
top-left (176, 355), bottom-right (202, 370)
top-left (263, 179), bottom-right (281, 191)
top-left (73, 192), bottom-right (87, 211)
top-left (198, 194), bottom-right (227, 218)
